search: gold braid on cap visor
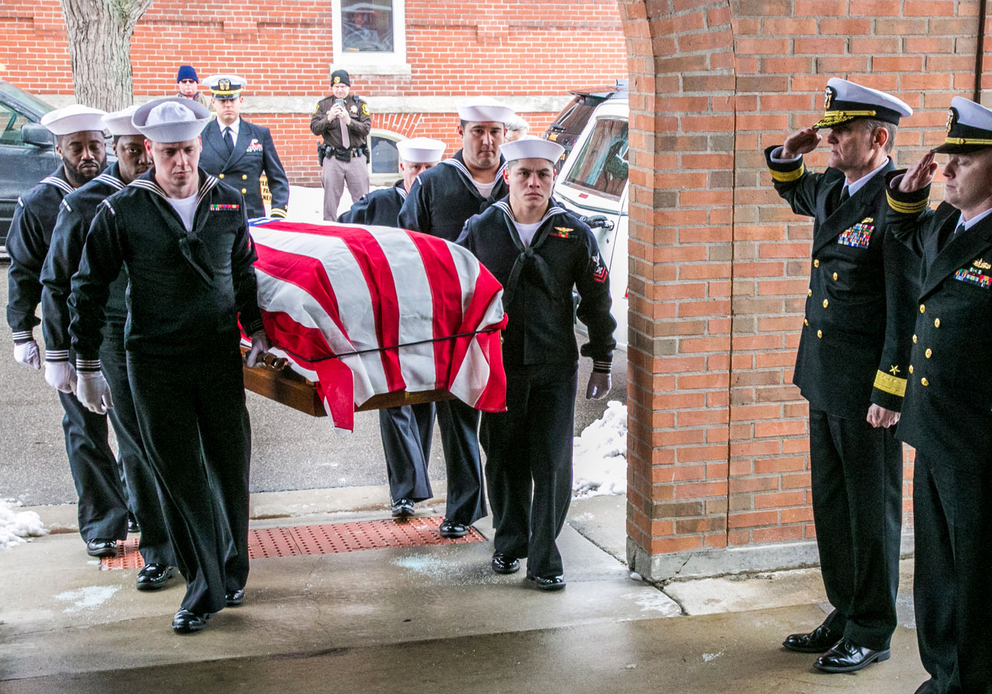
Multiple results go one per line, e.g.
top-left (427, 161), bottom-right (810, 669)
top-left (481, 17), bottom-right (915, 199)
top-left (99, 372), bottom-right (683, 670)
top-left (943, 137), bottom-right (992, 146)
top-left (813, 110), bottom-right (878, 129)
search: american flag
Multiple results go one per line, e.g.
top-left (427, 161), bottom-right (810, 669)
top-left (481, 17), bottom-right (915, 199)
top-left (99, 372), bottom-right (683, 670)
top-left (246, 219), bottom-right (508, 431)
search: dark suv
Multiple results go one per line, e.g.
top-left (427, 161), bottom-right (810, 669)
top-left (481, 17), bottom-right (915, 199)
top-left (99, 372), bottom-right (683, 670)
top-left (544, 79), bottom-right (627, 172)
top-left (0, 80), bottom-right (58, 252)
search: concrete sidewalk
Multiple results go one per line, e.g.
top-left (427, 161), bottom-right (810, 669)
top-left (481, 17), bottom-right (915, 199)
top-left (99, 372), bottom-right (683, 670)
top-left (0, 488), bottom-right (927, 692)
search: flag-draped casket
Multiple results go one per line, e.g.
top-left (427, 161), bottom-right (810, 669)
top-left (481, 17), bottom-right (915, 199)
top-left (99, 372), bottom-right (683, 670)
top-left (246, 219), bottom-right (508, 431)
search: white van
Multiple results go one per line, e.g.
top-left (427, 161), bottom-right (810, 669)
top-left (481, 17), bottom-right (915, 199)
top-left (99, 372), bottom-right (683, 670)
top-left (551, 94), bottom-right (630, 349)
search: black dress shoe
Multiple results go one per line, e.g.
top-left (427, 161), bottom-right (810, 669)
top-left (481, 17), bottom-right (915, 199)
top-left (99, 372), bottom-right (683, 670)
top-left (172, 608), bottom-right (211, 634)
top-left (782, 623), bottom-right (841, 653)
top-left (85, 539), bottom-right (118, 558)
top-left (813, 637), bottom-right (891, 673)
top-left (391, 498), bottom-right (415, 519)
top-left (127, 513), bottom-right (140, 534)
top-left (438, 519), bottom-right (468, 538)
top-left (136, 564), bottom-right (177, 591)
top-left (491, 552), bottom-right (520, 574)
top-left (527, 574), bottom-right (566, 591)
top-left (226, 588), bottom-right (246, 607)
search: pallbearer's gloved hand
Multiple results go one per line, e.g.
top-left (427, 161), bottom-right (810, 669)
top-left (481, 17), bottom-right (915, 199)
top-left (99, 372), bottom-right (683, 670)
top-left (45, 360), bottom-right (77, 394)
top-left (245, 329), bottom-right (273, 368)
top-left (13, 340), bottom-right (41, 370)
top-left (76, 371), bottom-right (114, 415)
top-left (586, 372), bottom-right (611, 400)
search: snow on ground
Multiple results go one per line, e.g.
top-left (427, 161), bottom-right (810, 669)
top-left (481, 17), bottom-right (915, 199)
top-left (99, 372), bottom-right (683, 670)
top-left (0, 499), bottom-right (48, 549)
top-left (572, 401), bottom-right (627, 498)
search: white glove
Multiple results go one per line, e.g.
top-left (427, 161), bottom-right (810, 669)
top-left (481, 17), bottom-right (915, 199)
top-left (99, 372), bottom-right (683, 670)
top-left (76, 371), bottom-right (114, 415)
top-left (245, 329), bottom-right (272, 368)
top-left (13, 340), bottom-right (41, 370)
top-left (586, 372), bottom-right (611, 400)
top-left (45, 361), bottom-right (77, 394)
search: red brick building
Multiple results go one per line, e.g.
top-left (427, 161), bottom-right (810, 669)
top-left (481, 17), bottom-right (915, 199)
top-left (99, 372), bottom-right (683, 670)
top-left (0, 0), bottom-right (627, 186)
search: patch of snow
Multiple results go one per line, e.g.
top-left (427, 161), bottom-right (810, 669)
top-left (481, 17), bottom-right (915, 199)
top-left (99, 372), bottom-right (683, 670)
top-left (54, 585), bottom-right (121, 613)
top-left (702, 652), bottom-right (724, 662)
top-left (621, 590), bottom-right (682, 617)
top-left (0, 499), bottom-right (49, 550)
top-left (572, 401), bottom-right (627, 498)
top-left (629, 572), bottom-right (643, 582)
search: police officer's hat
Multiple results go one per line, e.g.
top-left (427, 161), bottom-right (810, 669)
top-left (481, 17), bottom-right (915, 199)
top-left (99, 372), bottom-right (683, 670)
top-left (40, 105), bottom-right (108, 136)
top-left (103, 105), bottom-right (143, 137)
top-left (456, 97), bottom-right (515, 125)
top-left (814, 78), bottom-right (913, 130)
top-left (397, 137), bottom-right (445, 163)
top-left (932, 97), bottom-right (992, 154)
top-left (331, 70), bottom-right (351, 86)
top-left (132, 97), bottom-right (211, 143)
top-left (499, 136), bottom-right (565, 164)
top-left (204, 74), bottom-right (246, 100)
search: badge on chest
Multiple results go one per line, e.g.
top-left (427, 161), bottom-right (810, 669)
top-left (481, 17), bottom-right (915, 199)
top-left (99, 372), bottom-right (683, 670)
top-left (837, 217), bottom-right (874, 248)
top-left (246, 138), bottom-right (263, 153)
top-left (954, 257), bottom-right (992, 289)
top-left (550, 226), bottom-right (573, 239)
top-left (210, 204), bottom-right (240, 212)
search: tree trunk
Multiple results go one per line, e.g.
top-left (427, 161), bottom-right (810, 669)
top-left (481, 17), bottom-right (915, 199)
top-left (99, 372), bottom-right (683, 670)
top-left (59, 0), bottom-right (155, 111)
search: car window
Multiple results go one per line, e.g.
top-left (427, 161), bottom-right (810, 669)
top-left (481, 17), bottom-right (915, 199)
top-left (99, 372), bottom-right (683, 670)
top-left (0, 102), bottom-right (33, 146)
top-left (563, 117), bottom-right (628, 201)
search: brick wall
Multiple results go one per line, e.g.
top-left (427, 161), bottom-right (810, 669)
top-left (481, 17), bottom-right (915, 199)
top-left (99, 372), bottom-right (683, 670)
top-left (617, 0), bottom-right (987, 579)
top-left (0, 0), bottom-right (625, 186)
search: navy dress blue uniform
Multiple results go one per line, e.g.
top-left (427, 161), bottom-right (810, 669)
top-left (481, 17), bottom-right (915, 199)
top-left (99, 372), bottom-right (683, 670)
top-left (69, 169), bottom-right (263, 617)
top-left (199, 118), bottom-right (289, 219)
top-left (396, 152), bottom-right (509, 527)
top-left (458, 198), bottom-right (616, 579)
top-left (40, 163), bottom-right (175, 569)
top-left (765, 147), bottom-right (919, 652)
top-left (5, 166), bottom-right (129, 545)
top-left (339, 181), bottom-right (435, 506)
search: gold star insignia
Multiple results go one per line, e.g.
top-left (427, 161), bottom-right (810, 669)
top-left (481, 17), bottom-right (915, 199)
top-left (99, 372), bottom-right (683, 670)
top-left (889, 365), bottom-right (901, 375)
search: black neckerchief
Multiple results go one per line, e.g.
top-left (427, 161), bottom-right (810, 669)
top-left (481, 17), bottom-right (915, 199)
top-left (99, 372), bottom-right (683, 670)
top-left (493, 198), bottom-right (570, 305)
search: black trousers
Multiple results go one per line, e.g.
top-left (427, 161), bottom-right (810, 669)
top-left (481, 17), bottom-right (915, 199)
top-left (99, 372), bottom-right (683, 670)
top-left (127, 349), bottom-right (251, 615)
top-left (808, 408), bottom-right (903, 651)
top-left (58, 355), bottom-right (128, 543)
top-left (379, 403), bottom-right (434, 503)
top-left (435, 399), bottom-right (487, 525)
top-left (481, 364), bottom-right (576, 579)
top-left (101, 337), bottom-right (174, 567)
top-left (914, 452), bottom-right (992, 693)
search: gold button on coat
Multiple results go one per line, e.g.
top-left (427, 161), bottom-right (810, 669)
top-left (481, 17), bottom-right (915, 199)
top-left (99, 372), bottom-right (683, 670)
top-left (913, 334), bottom-right (918, 343)
top-left (804, 319), bottom-right (809, 326)
top-left (832, 272), bottom-right (838, 281)
top-left (219, 173), bottom-right (225, 179)
top-left (822, 299), bottom-right (829, 308)
top-left (934, 318), bottom-right (941, 328)
top-left (814, 259), bottom-right (820, 267)
top-left (808, 289), bottom-right (812, 297)
top-left (241, 188), bottom-right (247, 194)
top-left (909, 365), bottom-right (914, 374)
top-left (920, 304), bottom-right (926, 313)
top-left (817, 330), bottom-right (823, 338)
top-left (242, 174), bottom-right (248, 180)
top-left (921, 378), bottom-right (929, 387)
top-left (925, 348), bottom-right (932, 358)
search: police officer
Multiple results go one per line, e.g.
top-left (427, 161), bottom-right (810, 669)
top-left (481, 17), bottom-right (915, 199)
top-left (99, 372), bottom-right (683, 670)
top-left (68, 97), bottom-right (272, 634)
top-left (765, 78), bottom-right (918, 673)
top-left (40, 105), bottom-right (177, 592)
top-left (339, 137), bottom-right (446, 519)
top-left (175, 64), bottom-right (211, 110)
top-left (397, 97), bottom-right (514, 538)
top-left (311, 69), bottom-right (371, 220)
top-left (5, 105), bottom-right (132, 560)
top-left (458, 137), bottom-right (614, 590)
top-left (200, 74), bottom-right (290, 219)
top-left (885, 97), bottom-right (992, 694)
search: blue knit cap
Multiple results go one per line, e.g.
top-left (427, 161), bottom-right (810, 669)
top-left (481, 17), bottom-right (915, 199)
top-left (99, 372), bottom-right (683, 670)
top-left (176, 65), bottom-right (198, 83)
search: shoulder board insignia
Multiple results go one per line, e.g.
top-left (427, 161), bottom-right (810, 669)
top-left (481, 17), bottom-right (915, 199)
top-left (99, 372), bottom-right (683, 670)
top-left (551, 226), bottom-right (573, 238)
top-left (974, 258), bottom-right (992, 270)
top-left (861, 217), bottom-right (873, 224)
top-left (362, 103), bottom-right (370, 116)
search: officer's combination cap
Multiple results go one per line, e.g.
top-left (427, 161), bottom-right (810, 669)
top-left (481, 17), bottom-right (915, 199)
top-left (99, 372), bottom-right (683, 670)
top-left (397, 137), bottom-right (446, 163)
top-left (41, 105), bottom-right (108, 136)
top-left (499, 136), bottom-right (565, 164)
top-left (132, 97), bottom-right (211, 143)
top-left (204, 74), bottom-right (246, 100)
top-left (932, 97), bottom-right (992, 154)
top-left (103, 105), bottom-right (143, 137)
top-left (814, 78), bottom-right (913, 130)
top-left (331, 69), bottom-right (351, 86)
top-left (456, 97), bottom-right (515, 125)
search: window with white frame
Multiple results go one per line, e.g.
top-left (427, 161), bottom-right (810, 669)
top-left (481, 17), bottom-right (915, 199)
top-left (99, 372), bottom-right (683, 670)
top-left (368, 129), bottom-right (403, 185)
top-left (331, 0), bottom-right (409, 73)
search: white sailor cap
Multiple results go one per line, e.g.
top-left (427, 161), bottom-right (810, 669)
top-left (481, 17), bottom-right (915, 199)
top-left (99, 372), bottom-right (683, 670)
top-left (499, 136), bottom-right (565, 164)
top-left (204, 74), bottom-right (246, 100)
top-left (396, 137), bottom-right (446, 163)
top-left (102, 105), bottom-right (143, 137)
top-left (40, 105), bottom-right (108, 136)
top-left (456, 97), bottom-right (515, 125)
top-left (814, 78), bottom-right (913, 130)
top-left (132, 97), bottom-right (210, 143)
top-left (933, 97), bottom-right (992, 154)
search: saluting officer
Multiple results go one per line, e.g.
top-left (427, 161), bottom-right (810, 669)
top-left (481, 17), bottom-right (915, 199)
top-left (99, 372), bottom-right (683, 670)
top-left (40, 106), bottom-right (177, 592)
top-left (311, 69), bottom-right (372, 220)
top-left (5, 105), bottom-right (133, 560)
top-left (68, 97), bottom-right (272, 634)
top-left (885, 97), bottom-right (992, 694)
top-left (199, 74), bottom-right (290, 219)
top-left (339, 137), bottom-right (446, 519)
top-left (397, 97), bottom-right (515, 539)
top-left (765, 78), bottom-right (919, 673)
top-left (457, 137), bottom-right (615, 590)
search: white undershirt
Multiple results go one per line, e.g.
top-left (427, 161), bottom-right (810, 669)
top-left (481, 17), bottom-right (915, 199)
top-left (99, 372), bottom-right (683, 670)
top-left (167, 193), bottom-right (198, 231)
top-left (471, 177), bottom-right (498, 198)
top-left (514, 220), bottom-right (542, 248)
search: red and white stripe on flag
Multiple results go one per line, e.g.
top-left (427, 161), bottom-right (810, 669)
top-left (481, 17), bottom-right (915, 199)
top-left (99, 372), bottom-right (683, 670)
top-left (247, 219), bottom-right (508, 431)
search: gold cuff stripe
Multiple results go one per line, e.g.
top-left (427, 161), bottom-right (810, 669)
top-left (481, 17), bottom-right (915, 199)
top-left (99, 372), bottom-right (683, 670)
top-left (769, 164), bottom-right (805, 183)
top-left (886, 191), bottom-right (929, 214)
top-left (873, 370), bottom-right (907, 397)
